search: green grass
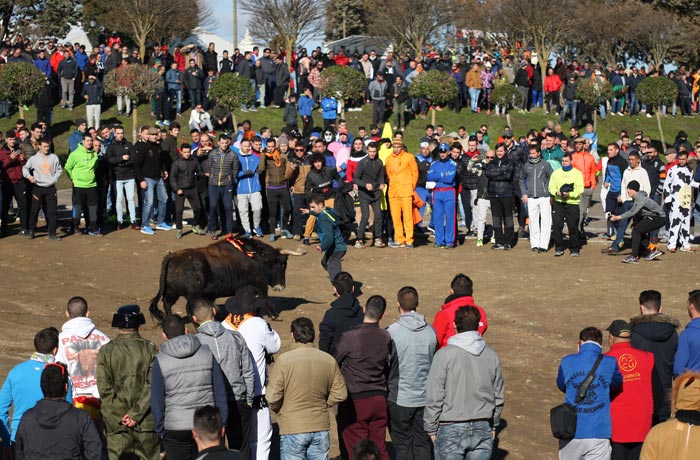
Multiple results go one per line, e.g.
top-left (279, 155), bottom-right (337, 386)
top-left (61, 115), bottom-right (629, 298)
top-left (7, 100), bottom-right (698, 189)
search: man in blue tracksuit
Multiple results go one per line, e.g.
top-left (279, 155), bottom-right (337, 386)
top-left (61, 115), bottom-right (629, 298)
top-left (603, 143), bottom-right (628, 238)
top-left (556, 327), bottom-right (623, 459)
top-left (427, 144), bottom-right (458, 248)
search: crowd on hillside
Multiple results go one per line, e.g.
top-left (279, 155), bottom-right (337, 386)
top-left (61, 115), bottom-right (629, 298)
top-left (2, 280), bottom-right (700, 460)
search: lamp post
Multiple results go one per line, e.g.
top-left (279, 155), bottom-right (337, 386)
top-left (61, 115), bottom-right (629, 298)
top-left (233, 0), bottom-right (238, 50)
top-left (88, 16), bottom-right (97, 47)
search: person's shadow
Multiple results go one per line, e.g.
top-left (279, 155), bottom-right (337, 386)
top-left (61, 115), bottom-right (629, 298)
top-left (492, 417), bottom-right (510, 459)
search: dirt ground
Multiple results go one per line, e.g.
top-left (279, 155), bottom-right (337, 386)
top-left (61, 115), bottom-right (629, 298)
top-left (1, 222), bottom-right (699, 459)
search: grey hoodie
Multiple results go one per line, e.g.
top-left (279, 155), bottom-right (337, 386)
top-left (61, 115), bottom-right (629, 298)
top-left (424, 331), bottom-right (504, 435)
top-left (387, 312), bottom-right (437, 407)
top-left (196, 321), bottom-right (255, 404)
top-left (23, 153), bottom-right (63, 187)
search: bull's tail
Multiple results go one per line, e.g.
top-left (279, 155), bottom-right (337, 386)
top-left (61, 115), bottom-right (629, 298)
top-left (149, 254), bottom-right (171, 322)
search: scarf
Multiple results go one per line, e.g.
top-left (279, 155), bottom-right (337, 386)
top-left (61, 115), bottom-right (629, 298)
top-left (562, 164), bottom-right (573, 171)
top-left (265, 149), bottom-right (282, 167)
top-left (528, 156), bottom-right (542, 164)
top-left (224, 312), bottom-right (254, 330)
top-left (676, 410), bottom-right (700, 425)
top-left (350, 148), bottom-right (366, 159)
top-left (31, 352), bottom-right (54, 363)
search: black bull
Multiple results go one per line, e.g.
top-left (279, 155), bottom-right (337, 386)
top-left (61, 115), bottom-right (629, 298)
top-left (149, 238), bottom-right (303, 321)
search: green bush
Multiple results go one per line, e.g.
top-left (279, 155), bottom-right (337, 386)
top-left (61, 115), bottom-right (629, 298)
top-left (491, 82), bottom-right (520, 110)
top-left (319, 66), bottom-right (367, 101)
top-left (0, 63), bottom-right (45, 106)
top-left (208, 73), bottom-right (256, 111)
top-left (576, 78), bottom-right (614, 105)
top-left (408, 70), bottom-right (458, 106)
top-left (637, 77), bottom-right (678, 109)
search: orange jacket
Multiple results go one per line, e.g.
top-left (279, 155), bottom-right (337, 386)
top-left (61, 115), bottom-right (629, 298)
top-left (385, 151), bottom-right (418, 198)
top-left (572, 151), bottom-right (597, 188)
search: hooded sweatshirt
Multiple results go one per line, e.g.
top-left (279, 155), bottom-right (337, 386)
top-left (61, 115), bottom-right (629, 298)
top-left (387, 312), bottom-right (437, 407)
top-left (56, 317), bottom-right (110, 399)
top-left (433, 294), bottom-right (487, 348)
top-left (319, 293), bottom-right (363, 356)
top-left (424, 331), bottom-right (504, 435)
top-left (64, 144), bottom-right (98, 188)
top-left (196, 321), bottom-right (255, 404)
top-left (674, 317), bottom-right (700, 378)
top-left (151, 334), bottom-right (228, 435)
top-left (14, 399), bottom-right (103, 460)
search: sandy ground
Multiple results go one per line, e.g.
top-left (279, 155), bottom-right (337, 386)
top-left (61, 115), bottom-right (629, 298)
top-left (1, 189), bottom-right (699, 459)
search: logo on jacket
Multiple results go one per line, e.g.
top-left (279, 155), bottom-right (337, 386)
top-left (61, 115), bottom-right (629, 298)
top-left (618, 353), bottom-right (637, 373)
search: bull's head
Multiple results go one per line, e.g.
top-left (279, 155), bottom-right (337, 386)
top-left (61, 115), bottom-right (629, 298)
top-left (269, 249), bottom-right (304, 291)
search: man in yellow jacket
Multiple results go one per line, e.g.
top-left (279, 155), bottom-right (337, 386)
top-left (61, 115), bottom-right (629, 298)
top-left (548, 152), bottom-right (584, 257)
top-left (385, 138), bottom-right (418, 248)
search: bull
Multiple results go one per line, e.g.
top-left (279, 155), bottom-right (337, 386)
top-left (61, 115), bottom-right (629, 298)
top-left (149, 236), bottom-right (303, 321)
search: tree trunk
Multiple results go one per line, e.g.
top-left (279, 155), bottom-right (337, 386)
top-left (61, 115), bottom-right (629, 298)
top-left (431, 107), bottom-right (436, 126)
top-left (231, 112), bottom-right (238, 135)
top-left (137, 36), bottom-right (147, 64)
top-left (132, 107), bottom-right (138, 142)
top-left (506, 111), bottom-right (512, 127)
top-left (285, 38), bottom-right (295, 99)
top-left (593, 109), bottom-right (597, 132)
top-left (656, 108), bottom-right (665, 152)
top-left (18, 105), bottom-right (24, 121)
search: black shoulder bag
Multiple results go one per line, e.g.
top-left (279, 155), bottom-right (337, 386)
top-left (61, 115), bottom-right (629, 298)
top-left (550, 354), bottom-right (604, 440)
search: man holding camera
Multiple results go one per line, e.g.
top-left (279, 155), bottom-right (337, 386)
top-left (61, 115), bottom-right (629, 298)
top-left (548, 153), bottom-right (584, 257)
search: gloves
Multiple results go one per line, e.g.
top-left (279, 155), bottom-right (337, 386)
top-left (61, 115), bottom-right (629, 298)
top-left (244, 169), bottom-right (253, 176)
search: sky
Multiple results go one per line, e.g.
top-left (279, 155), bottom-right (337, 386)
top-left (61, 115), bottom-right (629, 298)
top-left (208, 0), bottom-right (323, 50)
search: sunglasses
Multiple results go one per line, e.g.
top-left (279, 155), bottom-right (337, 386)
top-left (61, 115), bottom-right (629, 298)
top-left (294, 148), bottom-right (305, 152)
top-left (485, 156), bottom-right (495, 159)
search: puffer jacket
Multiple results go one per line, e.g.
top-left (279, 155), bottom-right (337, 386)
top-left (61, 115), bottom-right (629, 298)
top-left (484, 156), bottom-right (515, 198)
top-left (207, 148), bottom-right (240, 187)
top-left (519, 158), bottom-right (553, 198)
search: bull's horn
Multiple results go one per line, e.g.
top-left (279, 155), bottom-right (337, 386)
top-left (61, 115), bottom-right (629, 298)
top-left (280, 249), bottom-right (306, 256)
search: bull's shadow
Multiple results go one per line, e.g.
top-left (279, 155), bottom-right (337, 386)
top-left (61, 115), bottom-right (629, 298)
top-left (213, 296), bottom-right (321, 322)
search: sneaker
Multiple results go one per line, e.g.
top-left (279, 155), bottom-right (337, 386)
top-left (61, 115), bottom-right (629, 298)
top-left (374, 238), bottom-right (386, 248)
top-left (443, 244), bottom-right (454, 249)
top-left (389, 241), bottom-right (406, 248)
top-left (243, 232), bottom-right (252, 238)
top-left (539, 248), bottom-right (548, 253)
top-left (249, 106), bottom-right (258, 112)
top-left (293, 234), bottom-right (301, 241)
top-left (405, 244), bottom-right (415, 249)
top-left (26, 231), bottom-right (35, 239)
top-left (241, 107), bottom-right (249, 112)
top-left (476, 239), bottom-right (483, 247)
top-left (269, 234), bottom-right (277, 242)
top-left (554, 250), bottom-right (564, 257)
top-left (680, 246), bottom-right (696, 252)
top-left (601, 247), bottom-right (619, 254)
top-left (281, 229), bottom-right (293, 239)
top-left (131, 224), bottom-right (140, 230)
top-left (176, 230), bottom-right (183, 239)
top-left (210, 232), bottom-right (218, 240)
top-left (570, 251), bottom-right (580, 257)
top-left (492, 244), bottom-right (504, 250)
top-left (48, 234), bottom-right (61, 241)
top-left (531, 247), bottom-right (539, 252)
top-left (192, 225), bottom-right (206, 235)
top-left (140, 226), bottom-right (155, 235)
top-left (503, 244), bottom-right (512, 250)
top-left (255, 227), bottom-right (264, 237)
top-left (622, 255), bottom-right (640, 264)
top-left (156, 222), bottom-right (173, 231)
top-left (434, 243), bottom-right (445, 248)
top-left (88, 231), bottom-right (104, 237)
top-left (18, 228), bottom-right (28, 235)
top-left (354, 240), bottom-right (365, 249)
top-left (644, 249), bottom-right (663, 261)
top-left (302, 238), bottom-right (310, 245)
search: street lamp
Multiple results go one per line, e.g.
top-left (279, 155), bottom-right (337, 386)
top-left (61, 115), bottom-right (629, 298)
top-left (89, 16), bottom-right (97, 29)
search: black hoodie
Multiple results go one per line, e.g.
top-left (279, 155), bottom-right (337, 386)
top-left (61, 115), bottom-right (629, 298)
top-left (630, 313), bottom-right (679, 423)
top-left (318, 293), bottom-right (363, 356)
top-left (15, 399), bottom-right (103, 460)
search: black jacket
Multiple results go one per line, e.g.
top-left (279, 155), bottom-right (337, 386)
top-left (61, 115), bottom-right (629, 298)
top-left (305, 166), bottom-right (341, 199)
top-left (132, 141), bottom-right (166, 182)
top-left (353, 156), bottom-right (385, 198)
top-left (219, 58), bottom-right (234, 74)
top-left (14, 399), bottom-right (103, 460)
top-left (183, 66), bottom-right (204, 90)
top-left (484, 156), bottom-right (515, 198)
top-left (106, 138), bottom-right (135, 181)
top-left (203, 50), bottom-right (218, 74)
top-left (460, 155), bottom-right (480, 190)
top-left (630, 313), bottom-right (679, 423)
top-left (197, 445), bottom-right (243, 460)
top-left (171, 156), bottom-right (202, 190)
top-left (318, 293), bottom-right (363, 357)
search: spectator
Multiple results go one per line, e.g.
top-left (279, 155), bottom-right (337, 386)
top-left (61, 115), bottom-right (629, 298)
top-left (673, 290), bottom-right (700, 377)
top-left (267, 318), bottom-right (347, 460)
top-left (58, 52), bottom-right (79, 110)
top-left (556, 327), bottom-right (622, 460)
top-left (353, 141), bottom-right (386, 249)
top-left (0, 131), bottom-right (28, 236)
top-left (318, 272), bottom-right (362, 356)
top-left (189, 104), bottom-right (214, 134)
top-left (151, 315), bottom-right (228, 460)
top-left (14, 362), bottom-right (102, 460)
top-left (484, 141), bottom-right (516, 249)
top-left (105, 125), bottom-right (137, 230)
top-left (22, 137), bottom-right (62, 239)
top-left (170, 143), bottom-right (207, 238)
top-left (258, 137), bottom-right (293, 241)
top-left (82, 74), bottom-right (103, 129)
top-left (65, 133), bottom-right (101, 235)
top-left (337, 295), bottom-right (392, 460)
top-left (520, 143), bottom-right (553, 252)
top-left (548, 152), bottom-right (584, 257)
top-left (571, 137), bottom-right (597, 234)
top-left (424, 306), bottom-right (504, 460)
top-left (368, 73), bottom-right (387, 126)
top-left (387, 287), bottom-right (437, 460)
top-left (97, 304), bottom-right (160, 460)
top-left (427, 144), bottom-right (458, 248)
top-left (133, 126), bottom-right (172, 235)
top-left (183, 59), bottom-right (204, 109)
top-left (236, 137), bottom-right (263, 238)
top-left (385, 138), bottom-right (418, 248)
top-left (192, 406), bottom-right (243, 460)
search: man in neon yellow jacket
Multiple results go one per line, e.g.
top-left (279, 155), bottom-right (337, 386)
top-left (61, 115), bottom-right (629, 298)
top-left (548, 152), bottom-right (584, 257)
top-left (64, 134), bottom-right (100, 235)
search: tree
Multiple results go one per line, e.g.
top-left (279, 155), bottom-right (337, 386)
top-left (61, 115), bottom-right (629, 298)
top-left (631, 3), bottom-right (683, 69)
top-left (491, 82), bottom-right (521, 126)
top-left (325, 0), bottom-right (367, 41)
top-left (0, 63), bottom-right (45, 120)
top-left (82, 0), bottom-right (211, 58)
top-left (636, 76), bottom-right (678, 151)
top-left (208, 73), bottom-right (256, 131)
top-left (318, 66), bottom-right (366, 117)
top-left (408, 70), bottom-right (457, 125)
top-left (0, 0), bottom-right (80, 41)
top-left (104, 64), bottom-right (162, 140)
top-left (241, 0), bottom-right (325, 80)
top-left (576, 78), bottom-right (614, 131)
top-left (367, 0), bottom-right (453, 57)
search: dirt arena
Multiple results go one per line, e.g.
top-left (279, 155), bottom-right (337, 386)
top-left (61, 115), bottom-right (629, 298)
top-left (1, 227), bottom-right (698, 460)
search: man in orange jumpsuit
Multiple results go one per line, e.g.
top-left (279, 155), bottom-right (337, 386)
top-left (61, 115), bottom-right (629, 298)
top-left (385, 138), bottom-right (418, 248)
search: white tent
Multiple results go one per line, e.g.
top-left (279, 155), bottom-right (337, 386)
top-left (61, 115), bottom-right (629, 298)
top-left (237, 29), bottom-right (263, 53)
top-left (59, 25), bottom-right (93, 49)
top-left (175, 27), bottom-right (235, 54)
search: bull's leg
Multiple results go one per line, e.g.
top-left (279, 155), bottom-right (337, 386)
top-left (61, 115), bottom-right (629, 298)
top-left (261, 296), bottom-right (281, 321)
top-left (162, 294), bottom-right (178, 318)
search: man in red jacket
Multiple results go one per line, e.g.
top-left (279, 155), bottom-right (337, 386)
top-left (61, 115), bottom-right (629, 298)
top-left (0, 131), bottom-right (28, 236)
top-left (605, 319), bottom-right (657, 460)
top-left (432, 274), bottom-right (487, 348)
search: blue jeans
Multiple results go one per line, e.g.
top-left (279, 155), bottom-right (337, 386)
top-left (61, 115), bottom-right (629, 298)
top-left (188, 88), bottom-right (202, 109)
top-left (628, 89), bottom-right (638, 114)
top-left (612, 200), bottom-right (633, 250)
top-left (468, 88), bottom-right (481, 112)
top-left (435, 421), bottom-right (493, 460)
top-left (169, 89), bottom-right (182, 113)
top-left (141, 177), bottom-right (168, 227)
top-left (208, 185), bottom-right (234, 234)
top-left (531, 89), bottom-right (543, 107)
top-left (560, 101), bottom-right (578, 127)
top-left (116, 179), bottom-right (136, 224)
top-left (280, 430), bottom-right (329, 460)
